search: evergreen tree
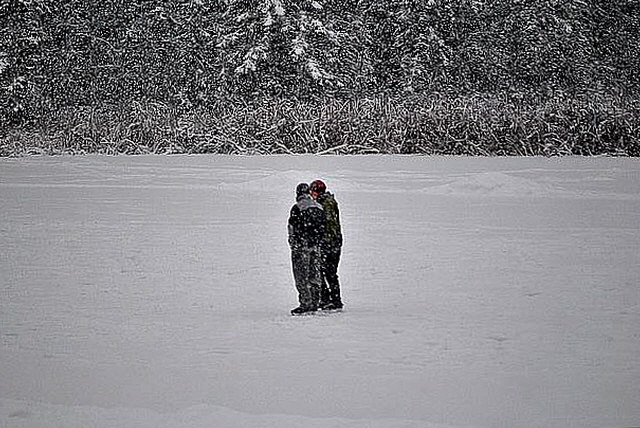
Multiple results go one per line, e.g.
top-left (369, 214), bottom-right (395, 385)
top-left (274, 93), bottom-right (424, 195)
top-left (219, 0), bottom-right (341, 97)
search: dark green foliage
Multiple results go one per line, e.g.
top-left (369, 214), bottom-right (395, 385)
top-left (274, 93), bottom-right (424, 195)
top-left (1, 0), bottom-right (639, 155)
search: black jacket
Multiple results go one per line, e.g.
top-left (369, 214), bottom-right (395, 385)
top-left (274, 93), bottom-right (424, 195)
top-left (288, 194), bottom-right (326, 249)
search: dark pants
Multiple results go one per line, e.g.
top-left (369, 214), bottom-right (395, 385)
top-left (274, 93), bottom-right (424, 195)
top-left (291, 246), bottom-right (322, 310)
top-left (320, 245), bottom-right (342, 306)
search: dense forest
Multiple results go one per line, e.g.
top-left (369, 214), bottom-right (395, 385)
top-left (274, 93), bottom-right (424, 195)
top-left (1, 0), bottom-right (639, 155)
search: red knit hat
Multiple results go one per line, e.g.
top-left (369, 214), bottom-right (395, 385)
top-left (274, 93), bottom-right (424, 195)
top-left (310, 179), bottom-right (326, 194)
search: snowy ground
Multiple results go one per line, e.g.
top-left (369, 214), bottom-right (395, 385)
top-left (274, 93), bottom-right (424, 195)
top-left (1, 155), bottom-right (639, 428)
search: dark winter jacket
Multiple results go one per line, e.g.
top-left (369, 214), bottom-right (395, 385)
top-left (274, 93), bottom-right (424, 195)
top-left (316, 191), bottom-right (342, 249)
top-left (288, 194), bottom-right (326, 249)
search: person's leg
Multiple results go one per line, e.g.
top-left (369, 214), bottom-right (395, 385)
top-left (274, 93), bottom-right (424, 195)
top-left (292, 249), bottom-right (313, 309)
top-left (318, 250), bottom-right (331, 307)
top-left (308, 247), bottom-right (322, 310)
top-left (324, 246), bottom-right (343, 307)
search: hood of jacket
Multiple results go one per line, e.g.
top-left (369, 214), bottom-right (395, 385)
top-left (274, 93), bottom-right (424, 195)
top-left (296, 194), bottom-right (323, 211)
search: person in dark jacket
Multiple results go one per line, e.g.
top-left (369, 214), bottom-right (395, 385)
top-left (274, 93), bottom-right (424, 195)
top-left (310, 179), bottom-right (344, 310)
top-left (288, 183), bottom-right (326, 315)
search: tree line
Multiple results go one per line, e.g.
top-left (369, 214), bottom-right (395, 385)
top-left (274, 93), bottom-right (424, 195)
top-left (1, 0), bottom-right (639, 155)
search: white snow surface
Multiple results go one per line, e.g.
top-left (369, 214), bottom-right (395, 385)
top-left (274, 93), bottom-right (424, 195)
top-left (1, 155), bottom-right (639, 428)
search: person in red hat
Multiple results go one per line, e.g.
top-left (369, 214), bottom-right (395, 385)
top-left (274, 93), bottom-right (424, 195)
top-left (310, 179), bottom-right (344, 310)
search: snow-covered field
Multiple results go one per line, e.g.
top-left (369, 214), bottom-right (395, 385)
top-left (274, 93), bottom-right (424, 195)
top-left (1, 155), bottom-right (639, 428)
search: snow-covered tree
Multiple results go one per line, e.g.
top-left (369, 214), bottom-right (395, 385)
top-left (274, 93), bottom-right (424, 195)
top-left (2, 0), bottom-right (639, 126)
top-left (218, 0), bottom-right (341, 96)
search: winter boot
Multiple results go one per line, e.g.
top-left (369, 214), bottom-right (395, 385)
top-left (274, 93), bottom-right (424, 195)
top-left (291, 306), bottom-right (317, 316)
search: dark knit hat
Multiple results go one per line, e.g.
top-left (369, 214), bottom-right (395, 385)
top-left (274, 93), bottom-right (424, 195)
top-left (296, 182), bottom-right (310, 196)
top-left (310, 179), bottom-right (326, 194)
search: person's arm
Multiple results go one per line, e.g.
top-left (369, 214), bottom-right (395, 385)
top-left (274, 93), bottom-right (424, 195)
top-left (288, 205), bottom-right (298, 248)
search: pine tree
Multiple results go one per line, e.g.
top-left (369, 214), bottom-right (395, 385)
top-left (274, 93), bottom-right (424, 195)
top-left (218, 0), bottom-right (341, 97)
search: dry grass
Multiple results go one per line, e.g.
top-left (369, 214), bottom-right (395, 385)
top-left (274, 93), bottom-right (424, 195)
top-left (1, 92), bottom-right (638, 156)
